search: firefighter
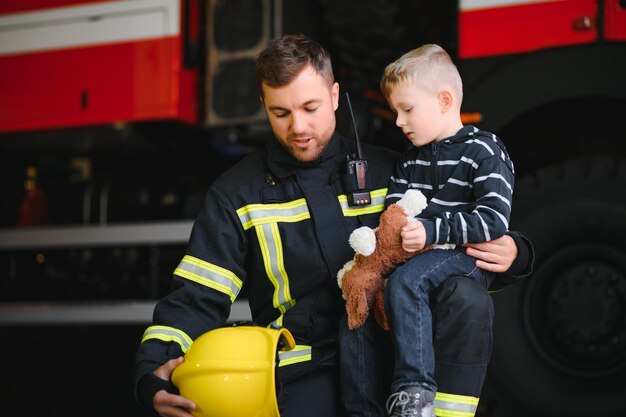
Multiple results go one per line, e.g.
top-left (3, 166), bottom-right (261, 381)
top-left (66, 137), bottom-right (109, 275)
top-left (134, 34), bottom-right (533, 417)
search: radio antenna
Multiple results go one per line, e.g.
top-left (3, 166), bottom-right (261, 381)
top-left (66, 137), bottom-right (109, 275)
top-left (343, 91), bottom-right (371, 206)
top-left (345, 92), bottom-right (364, 159)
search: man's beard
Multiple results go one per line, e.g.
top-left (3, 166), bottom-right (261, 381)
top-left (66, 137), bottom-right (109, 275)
top-left (283, 132), bottom-right (330, 163)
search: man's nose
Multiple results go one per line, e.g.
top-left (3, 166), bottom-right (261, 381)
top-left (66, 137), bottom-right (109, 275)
top-left (291, 112), bottom-right (306, 134)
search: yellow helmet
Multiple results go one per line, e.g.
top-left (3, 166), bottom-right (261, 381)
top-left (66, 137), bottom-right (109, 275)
top-left (171, 325), bottom-right (296, 417)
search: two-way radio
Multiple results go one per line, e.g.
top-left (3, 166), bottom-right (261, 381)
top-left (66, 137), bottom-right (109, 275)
top-left (344, 92), bottom-right (371, 206)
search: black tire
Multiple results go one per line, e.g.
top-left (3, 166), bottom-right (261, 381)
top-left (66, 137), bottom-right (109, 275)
top-left (484, 157), bottom-right (626, 417)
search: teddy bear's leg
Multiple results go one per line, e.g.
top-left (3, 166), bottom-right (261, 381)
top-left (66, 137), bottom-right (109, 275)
top-left (342, 268), bottom-right (370, 329)
top-left (343, 268), bottom-right (385, 329)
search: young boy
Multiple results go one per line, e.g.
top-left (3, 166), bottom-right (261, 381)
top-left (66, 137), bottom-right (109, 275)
top-left (344, 44), bottom-right (515, 417)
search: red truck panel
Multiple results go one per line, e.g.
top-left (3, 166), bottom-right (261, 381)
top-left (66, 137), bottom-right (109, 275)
top-left (0, 0), bottom-right (198, 134)
top-left (605, 0), bottom-right (626, 40)
top-left (459, 0), bottom-right (599, 58)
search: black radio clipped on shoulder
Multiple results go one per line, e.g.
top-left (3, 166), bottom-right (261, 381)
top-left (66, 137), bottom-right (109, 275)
top-left (344, 92), bottom-right (371, 206)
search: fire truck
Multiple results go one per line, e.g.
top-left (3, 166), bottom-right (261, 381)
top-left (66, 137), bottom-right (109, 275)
top-left (0, 1), bottom-right (624, 416)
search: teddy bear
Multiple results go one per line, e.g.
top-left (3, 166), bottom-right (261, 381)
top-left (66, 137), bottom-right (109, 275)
top-left (337, 189), bottom-right (450, 330)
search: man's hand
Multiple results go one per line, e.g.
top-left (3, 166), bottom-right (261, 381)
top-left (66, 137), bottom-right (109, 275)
top-left (401, 221), bottom-right (426, 252)
top-left (464, 234), bottom-right (517, 273)
top-left (153, 357), bottom-right (196, 417)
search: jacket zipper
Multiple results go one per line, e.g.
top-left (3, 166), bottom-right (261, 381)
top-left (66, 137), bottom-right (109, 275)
top-left (431, 142), bottom-right (439, 191)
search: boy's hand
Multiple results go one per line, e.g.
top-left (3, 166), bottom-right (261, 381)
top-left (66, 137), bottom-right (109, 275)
top-left (401, 220), bottom-right (426, 252)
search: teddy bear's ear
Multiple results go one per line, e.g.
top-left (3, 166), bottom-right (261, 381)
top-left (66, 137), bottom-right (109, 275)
top-left (349, 227), bottom-right (377, 256)
top-left (396, 189), bottom-right (428, 216)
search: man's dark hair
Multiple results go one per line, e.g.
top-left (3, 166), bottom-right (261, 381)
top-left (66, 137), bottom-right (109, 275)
top-left (255, 33), bottom-right (334, 96)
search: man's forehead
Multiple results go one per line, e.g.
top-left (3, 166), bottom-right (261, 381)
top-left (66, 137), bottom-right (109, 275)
top-left (261, 79), bottom-right (329, 109)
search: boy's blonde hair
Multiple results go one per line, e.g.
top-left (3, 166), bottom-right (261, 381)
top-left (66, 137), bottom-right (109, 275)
top-left (380, 44), bottom-right (463, 106)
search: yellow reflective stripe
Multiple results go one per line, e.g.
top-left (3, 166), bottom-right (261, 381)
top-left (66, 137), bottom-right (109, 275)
top-left (269, 315), bottom-right (284, 328)
top-left (339, 188), bottom-right (388, 216)
top-left (174, 255), bottom-right (242, 302)
top-left (141, 325), bottom-right (193, 354)
top-left (434, 392), bottom-right (479, 417)
top-left (278, 344), bottom-right (312, 367)
top-left (256, 223), bottom-right (295, 313)
top-left (237, 199), bottom-right (310, 230)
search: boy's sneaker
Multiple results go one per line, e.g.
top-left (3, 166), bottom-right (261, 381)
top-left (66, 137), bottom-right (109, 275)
top-left (385, 387), bottom-right (435, 417)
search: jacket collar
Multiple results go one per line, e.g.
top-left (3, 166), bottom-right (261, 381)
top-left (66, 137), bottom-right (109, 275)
top-left (266, 131), bottom-right (345, 180)
top-left (439, 124), bottom-right (477, 145)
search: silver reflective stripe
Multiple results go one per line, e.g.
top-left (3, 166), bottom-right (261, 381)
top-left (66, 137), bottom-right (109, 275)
top-left (339, 188), bottom-right (387, 217)
top-left (434, 392), bottom-right (479, 417)
top-left (237, 200), bottom-right (308, 318)
top-left (141, 325), bottom-right (192, 353)
top-left (256, 223), bottom-right (294, 313)
top-left (174, 255), bottom-right (242, 302)
top-left (278, 345), bottom-right (312, 367)
top-left (237, 199), bottom-right (310, 230)
top-left (270, 315), bottom-right (284, 328)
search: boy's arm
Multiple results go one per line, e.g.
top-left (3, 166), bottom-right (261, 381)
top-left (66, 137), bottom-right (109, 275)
top-left (420, 153), bottom-right (514, 246)
top-left (384, 156), bottom-right (411, 207)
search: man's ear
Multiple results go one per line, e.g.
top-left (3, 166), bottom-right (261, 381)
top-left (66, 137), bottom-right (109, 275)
top-left (332, 82), bottom-right (340, 111)
top-left (259, 96), bottom-right (268, 116)
top-left (439, 89), bottom-right (454, 113)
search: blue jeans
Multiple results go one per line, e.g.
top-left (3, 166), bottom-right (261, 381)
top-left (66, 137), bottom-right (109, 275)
top-left (385, 249), bottom-right (492, 393)
top-left (339, 313), bottom-right (393, 417)
top-left (339, 249), bottom-right (493, 417)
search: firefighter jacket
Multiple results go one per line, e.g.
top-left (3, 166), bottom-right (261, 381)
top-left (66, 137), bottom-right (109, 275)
top-left (135, 132), bottom-right (399, 395)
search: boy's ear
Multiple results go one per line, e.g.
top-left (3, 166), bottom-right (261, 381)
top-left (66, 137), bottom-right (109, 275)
top-left (438, 89), bottom-right (453, 113)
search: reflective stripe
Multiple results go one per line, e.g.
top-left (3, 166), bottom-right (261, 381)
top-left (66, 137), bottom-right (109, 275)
top-left (237, 199), bottom-right (310, 230)
top-left (174, 255), bottom-right (242, 302)
top-left (237, 200), bottom-right (307, 319)
top-left (141, 325), bottom-right (193, 353)
top-left (278, 344), bottom-right (312, 367)
top-left (269, 315), bottom-right (284, 328)
top-left (434, 392), bottom-right (479, 417)
top-left (339, 188), bottom-right (388, 216)
top-left (256, 223), bottom-right (295, 313)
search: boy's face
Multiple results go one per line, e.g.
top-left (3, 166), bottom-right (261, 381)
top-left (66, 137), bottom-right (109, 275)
top-left (261, 65), bottom-right (339, 163)
top-left (387, 81), bottom-right (447, 147)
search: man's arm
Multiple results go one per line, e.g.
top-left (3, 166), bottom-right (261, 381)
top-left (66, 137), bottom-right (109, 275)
top-left (134, 187), bottom-right (248, 414)
top-left (464, 231), bottom-right (535, 287)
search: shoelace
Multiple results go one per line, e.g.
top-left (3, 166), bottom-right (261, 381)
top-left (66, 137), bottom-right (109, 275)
top-left (386, 391), bottom-right (422, 416)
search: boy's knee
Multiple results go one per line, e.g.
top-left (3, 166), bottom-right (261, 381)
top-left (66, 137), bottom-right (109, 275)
top-left (434, 275), bottom-right (490, 315)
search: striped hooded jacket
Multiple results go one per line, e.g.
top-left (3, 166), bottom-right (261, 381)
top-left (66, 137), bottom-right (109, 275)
top-left (386, 125), bottom-right (515, 246)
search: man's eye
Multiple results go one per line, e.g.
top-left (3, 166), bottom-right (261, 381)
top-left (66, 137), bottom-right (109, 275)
top-left (304, 107), bottom-right (318, 113)
top-left (275, 113), bottom-right (288, 118)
